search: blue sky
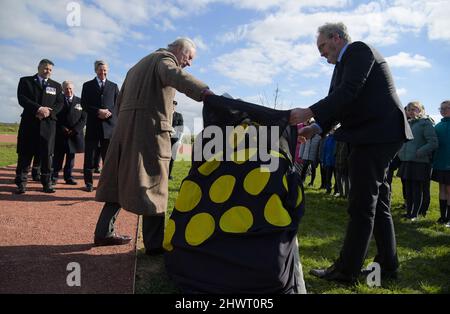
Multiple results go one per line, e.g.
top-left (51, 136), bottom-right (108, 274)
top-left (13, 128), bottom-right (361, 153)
top-left (1, 0), bottom-right (450, 132)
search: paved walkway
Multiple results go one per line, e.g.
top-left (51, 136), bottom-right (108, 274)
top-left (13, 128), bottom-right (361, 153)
top-left (0, 152), bottom-right (138, 293)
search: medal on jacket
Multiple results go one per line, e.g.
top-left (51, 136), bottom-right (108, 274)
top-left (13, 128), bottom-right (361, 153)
top-left (45, 86), bottom-right (56, 95)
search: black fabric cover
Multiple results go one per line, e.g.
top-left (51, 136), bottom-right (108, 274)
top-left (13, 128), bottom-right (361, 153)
top-left (164, 95), bottom-right (304, 293)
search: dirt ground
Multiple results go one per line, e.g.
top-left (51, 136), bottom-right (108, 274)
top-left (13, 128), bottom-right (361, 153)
top-left (0, 153), bottom-right (138, 294)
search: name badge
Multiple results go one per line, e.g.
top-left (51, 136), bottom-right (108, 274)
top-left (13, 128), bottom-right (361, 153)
top-left (45, 86), bottom-right (56, 95)
top-left (74, 103), bottom-right (82, 111)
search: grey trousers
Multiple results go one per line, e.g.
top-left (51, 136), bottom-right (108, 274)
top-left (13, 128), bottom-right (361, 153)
top-left (94, 202), bottom-right (165, 250)
top-left (293, 237), bottom-right (307, 294)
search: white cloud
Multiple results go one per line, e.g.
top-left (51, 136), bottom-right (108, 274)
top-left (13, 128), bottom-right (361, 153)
top-left (212, 47), bottom-right (279, 85)
top-left (299, 90), bottom-right (317, 97)
top-left (193, 36), bottom-right (209, 51)
top-left (396, 88), bottom-right (407, 96)
top-left (386, 52), bottom-right (432, 70)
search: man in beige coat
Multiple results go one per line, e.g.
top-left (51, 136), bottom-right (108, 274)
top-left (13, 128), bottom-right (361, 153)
top-left (93, 38), bottom-right (213, 252)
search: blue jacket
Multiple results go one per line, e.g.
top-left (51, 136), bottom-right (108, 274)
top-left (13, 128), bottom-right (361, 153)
top-left (433, 117), bottom-right (450, 170)
top-left (323, 134), bottom-right (336, 167)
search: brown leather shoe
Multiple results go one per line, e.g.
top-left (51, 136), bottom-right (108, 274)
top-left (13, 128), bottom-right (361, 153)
top-left (94, 234), bottom-right (132, 246)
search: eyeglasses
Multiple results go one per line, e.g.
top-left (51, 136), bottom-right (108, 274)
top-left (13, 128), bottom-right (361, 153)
top-left (439, 107), bottom-right (449, 111)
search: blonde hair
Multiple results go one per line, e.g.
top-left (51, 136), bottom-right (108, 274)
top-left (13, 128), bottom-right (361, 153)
top-left (407, 101), bottom-right (425, 117)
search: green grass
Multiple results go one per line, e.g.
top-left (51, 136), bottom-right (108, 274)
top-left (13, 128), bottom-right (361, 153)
top-left (134, 160), bottom-right (190, 294)
top-left (135, 162), bottom-right (450, 294)
top-left (0, 143), bottom-right (17, 167)
top-left (0, 122), bottom-right (19, 134)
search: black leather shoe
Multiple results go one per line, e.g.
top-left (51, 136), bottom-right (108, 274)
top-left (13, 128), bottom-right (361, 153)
top-left (145, 247), bottom-right (165, 256)
top-left (43, 185), bottom-right (56, 193)
top-left (310, 265), bottom-right (356, 284)
top-left (94, 234), bottom-right (132, 246)
top-left (15, 186), bottom-right (26, 194)
top-left (65, 179), bottom-right (77, 185)
top-left (85, 185), bottom-right (94, 192)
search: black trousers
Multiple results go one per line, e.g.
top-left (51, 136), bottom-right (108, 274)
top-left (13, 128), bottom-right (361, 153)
top-left (334, 141), bottom-right (402, 277)
top-left (15, 151), bottom-right (52, 187)
top-left (52, 151), bottom-right (75, 181)
top-left (84, 139), bottom-right (109, 186)
top-left (169, 138), bottom-right (180, 177)
top-left (319, 163), bottom-right (326, 188)
top-left (31, 154), bottom-right (41, 179)
top-left (404, 179), bottom-right (431, 217)
top-left (93, 145), bottom-right (101, 170)
top-left (94, 202), bottom-right (165, 250)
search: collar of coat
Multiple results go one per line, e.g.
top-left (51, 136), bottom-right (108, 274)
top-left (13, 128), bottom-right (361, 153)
top-left (155, 48), bottom-right (179, 67)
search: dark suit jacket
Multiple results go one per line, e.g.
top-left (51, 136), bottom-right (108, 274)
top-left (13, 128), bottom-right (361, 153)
top-left (310, 41), bottom-right (413, 144)
top-left (55, 95), bottom-right (87, 154)
top-left (16, 74), bottom-right (64, 155)
top-left (81, 78), bottom-right (119, 140)
top-left (171, 111), bottom-right (184, 141)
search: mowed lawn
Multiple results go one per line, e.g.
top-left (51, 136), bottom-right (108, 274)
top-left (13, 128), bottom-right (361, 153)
top-left (0, 123), bottom-right (19, 166)
top-left (135, 160), bottom-right (450, 294)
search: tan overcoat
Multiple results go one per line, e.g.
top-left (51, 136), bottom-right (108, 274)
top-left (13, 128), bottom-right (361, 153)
top-left (95, 49), bottom-right (208, 215)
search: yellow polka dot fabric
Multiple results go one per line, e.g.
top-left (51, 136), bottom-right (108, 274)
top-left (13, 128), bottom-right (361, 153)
top-left (174, 180), bottom-right (202, 212)
top-left (219, 206), bottom-right (253, 233)
top-left (164, 94), bottom-right (304, 293)
top-left (209, 175), bottom-right (236, 203)
top-left (185, 213), bottom-right (215, 246)
top-left (164, 139), bottom-right (304, 251)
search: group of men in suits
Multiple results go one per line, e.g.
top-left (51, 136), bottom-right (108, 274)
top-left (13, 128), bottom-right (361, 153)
top-left (14, 59), bottom-right (119, 194)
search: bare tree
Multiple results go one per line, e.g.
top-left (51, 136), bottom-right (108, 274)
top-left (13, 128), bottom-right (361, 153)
top-left (258, 84), bottom-right (282, 109)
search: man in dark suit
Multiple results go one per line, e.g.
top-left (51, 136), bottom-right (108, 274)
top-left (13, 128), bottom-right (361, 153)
top-left (81, 60), bottom-right (119, 192)
top-left (15, 59), bottom-right (64, 194)
top-left (168, 100), bottom-right (184, 179)
top-left (289, 22), bottom-right (413, 283)
top-left (52, 81), bottom-right (87, 185)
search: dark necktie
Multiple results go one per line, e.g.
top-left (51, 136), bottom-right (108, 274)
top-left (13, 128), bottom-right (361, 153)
top-left (42, 79), bottom-right (47, 89)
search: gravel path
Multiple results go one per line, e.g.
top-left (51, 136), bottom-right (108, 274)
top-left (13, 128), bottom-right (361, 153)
top-left (0, 154), bottom-right (138, 293)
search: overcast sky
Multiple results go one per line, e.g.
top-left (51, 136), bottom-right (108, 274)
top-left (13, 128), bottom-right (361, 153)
top-left (1, 0), bottom-right (449, 132)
